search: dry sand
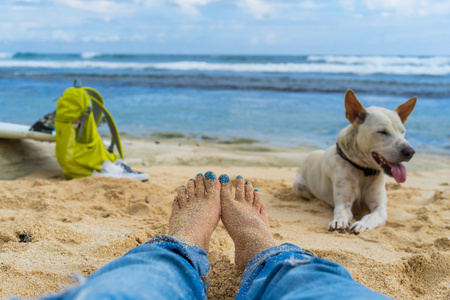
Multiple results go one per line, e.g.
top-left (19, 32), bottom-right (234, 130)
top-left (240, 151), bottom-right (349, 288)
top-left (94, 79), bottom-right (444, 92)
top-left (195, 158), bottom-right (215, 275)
top-left (0, 138), bottom-right (449, 299)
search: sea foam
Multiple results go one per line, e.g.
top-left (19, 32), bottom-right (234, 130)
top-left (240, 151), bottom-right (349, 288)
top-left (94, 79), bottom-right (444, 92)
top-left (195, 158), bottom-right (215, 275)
top-left (0, 53), bottom-right (14, 59)
top-left (81, 52), bottom-right (101, 59)
top-left (1, 55), bottom-right (449, 76)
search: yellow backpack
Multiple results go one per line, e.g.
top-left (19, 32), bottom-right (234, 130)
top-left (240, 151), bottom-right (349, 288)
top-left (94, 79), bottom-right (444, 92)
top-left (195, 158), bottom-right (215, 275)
top-left (55, 83), bottom-right (124, 179)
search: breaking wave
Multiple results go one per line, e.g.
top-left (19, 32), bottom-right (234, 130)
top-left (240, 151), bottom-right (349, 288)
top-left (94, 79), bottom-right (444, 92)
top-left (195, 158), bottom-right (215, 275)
top-left (1, 55), bottom-right (450, 76)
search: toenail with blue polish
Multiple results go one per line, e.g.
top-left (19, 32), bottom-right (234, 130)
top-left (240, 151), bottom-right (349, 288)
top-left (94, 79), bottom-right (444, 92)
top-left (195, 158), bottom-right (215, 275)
top-left (219, 174), bottom-right (229, 184)
top-left (254, 189), bottom-right (259, 192)
top-left (197, 173), bottom-right (203, 177)
top-left (205, 171), bottom-right (215, 180)
top-left (236, 175), bottom-right (243, 179)
top-left (189, 178), bottom-right (194, 181)
top-left (245, 181), bottom-right (251, 185)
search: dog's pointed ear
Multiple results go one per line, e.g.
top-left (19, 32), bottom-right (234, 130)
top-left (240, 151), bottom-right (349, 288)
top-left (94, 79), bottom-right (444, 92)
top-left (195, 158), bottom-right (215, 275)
top-left (345, 89), bottom-right (367, 124)
top-left (395, 96), bottom-right (417, 124)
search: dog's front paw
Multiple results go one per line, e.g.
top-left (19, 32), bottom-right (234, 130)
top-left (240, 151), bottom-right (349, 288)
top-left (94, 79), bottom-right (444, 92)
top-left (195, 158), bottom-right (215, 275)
top-left (350, 221), bottom-right (373, 234)
top-left (328, 218), bottom-right (350, 233)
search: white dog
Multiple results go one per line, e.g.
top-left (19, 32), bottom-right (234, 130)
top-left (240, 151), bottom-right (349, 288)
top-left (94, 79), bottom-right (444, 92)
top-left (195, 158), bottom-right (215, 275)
top-left (293, 90), bottom-right (417, 233)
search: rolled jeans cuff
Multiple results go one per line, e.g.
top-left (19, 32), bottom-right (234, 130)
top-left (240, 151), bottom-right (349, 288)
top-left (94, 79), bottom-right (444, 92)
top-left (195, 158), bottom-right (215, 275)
top-left (239, 243), bottom-right (314, 298)
top-left (241, 243), bottom-right (313, 285)
top-left (147, 235), bottom-right (211, 287)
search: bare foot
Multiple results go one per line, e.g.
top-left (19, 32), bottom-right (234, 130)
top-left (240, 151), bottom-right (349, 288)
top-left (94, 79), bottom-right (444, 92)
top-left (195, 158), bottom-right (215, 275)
top-left (220, 174), bottom-right (276, 270)
top-left (168, 171), bottom-right (221, 253)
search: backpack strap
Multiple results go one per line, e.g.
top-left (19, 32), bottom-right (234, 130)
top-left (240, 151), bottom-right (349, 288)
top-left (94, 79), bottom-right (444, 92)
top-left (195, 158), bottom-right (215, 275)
top-left (83, 88), bottom-right (124, 159)
top-left (83, 88), bottom-right (105, 126)
top-left (76, 106), bottom-right (92, 141)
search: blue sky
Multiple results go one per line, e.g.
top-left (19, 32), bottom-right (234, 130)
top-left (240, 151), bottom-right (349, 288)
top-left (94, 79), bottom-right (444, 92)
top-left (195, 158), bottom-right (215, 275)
top-left (1, 0), bottom-right (450, 55)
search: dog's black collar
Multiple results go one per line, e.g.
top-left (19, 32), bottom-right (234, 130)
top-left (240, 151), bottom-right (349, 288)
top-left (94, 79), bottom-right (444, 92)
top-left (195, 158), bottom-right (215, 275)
top-left (336, 143), bottom-right (380, 176)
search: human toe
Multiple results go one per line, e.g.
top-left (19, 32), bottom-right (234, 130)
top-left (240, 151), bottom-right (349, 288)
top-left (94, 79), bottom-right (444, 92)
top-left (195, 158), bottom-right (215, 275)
top-left (195, 173), bottom-right (205, 196)
top-left (204, 171), bottom-right (220, 199)
top-left (177, 185), bottom-right (187, 207)
top-left (187, 178), bottom-right (195, 201)
top-left (219, 174), bottom-right (232, 201)
top-left (244, 181), bottom-right (254, 203)
top-left (235, 175), bottom-right (245, 201)
top-left (253, 189), bottom-right (262, 209)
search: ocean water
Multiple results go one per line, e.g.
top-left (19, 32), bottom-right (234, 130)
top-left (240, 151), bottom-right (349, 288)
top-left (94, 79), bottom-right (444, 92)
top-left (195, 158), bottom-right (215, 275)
top-left (0, 53), bottom-right (449, 155)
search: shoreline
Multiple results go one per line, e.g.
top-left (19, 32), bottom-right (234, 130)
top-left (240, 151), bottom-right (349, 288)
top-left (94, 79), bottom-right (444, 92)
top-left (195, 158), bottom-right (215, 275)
top-left (1, 137), bottom-right (449, 180)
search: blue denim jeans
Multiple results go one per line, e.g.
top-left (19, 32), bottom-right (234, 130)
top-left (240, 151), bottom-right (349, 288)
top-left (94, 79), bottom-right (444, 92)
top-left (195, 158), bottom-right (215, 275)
top-left (41, 235), bottom-right (390, 300)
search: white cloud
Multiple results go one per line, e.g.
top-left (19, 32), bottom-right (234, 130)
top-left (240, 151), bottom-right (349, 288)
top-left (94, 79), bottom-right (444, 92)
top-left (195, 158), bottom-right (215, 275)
top-left (14, 0), bottom-right (42, 4)
top-left (129, 33), bottom-right (145, 41)
top-left (60, 0), bottom-right (125, 13)
top-left (239, 0), bottom-right (271, 19)
top-left (51, 0), bottom-right (154, 20)
top-left (11, 0), bottom-right (42, 7)
top-left (52, 30), bottom-right (75, 42)
top-left (83, 35), bottom-right (120, 42)
top-left (170, 0), bottom-right (216, 16)
top-left (248, 32), bottom-right (285, 46)
top-left (364, 0), bottom-right (450, 16)
top-left (238, 0), bottom-right (321, 20)
top-left (338, 0), bottom-right (356, 11)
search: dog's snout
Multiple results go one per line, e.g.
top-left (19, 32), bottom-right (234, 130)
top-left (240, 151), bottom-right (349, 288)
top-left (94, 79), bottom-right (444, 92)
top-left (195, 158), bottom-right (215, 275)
top-left (401, 146), bottom-right (415, 160)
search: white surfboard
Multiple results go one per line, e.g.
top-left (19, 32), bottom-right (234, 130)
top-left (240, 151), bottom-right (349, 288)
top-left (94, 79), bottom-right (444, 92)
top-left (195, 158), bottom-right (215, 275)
top-left (0, 122), bottom-right (55, 142)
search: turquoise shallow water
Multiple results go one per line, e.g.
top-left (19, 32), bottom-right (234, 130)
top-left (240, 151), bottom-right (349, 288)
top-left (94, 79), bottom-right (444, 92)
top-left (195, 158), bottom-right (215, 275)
top-left (0, 53), bottom-right (449, 154)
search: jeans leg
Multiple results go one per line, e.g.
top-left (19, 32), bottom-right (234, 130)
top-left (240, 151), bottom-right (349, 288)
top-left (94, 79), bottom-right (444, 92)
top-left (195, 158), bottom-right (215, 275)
top-left (41, 235), bottom-right (210, 300)
top-left (237, 243), bottom-right (391, 300)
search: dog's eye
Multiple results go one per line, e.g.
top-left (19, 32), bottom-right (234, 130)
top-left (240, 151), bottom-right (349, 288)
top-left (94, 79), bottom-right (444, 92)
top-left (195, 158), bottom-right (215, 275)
top-left (377, 130), bottom-right (389, 135)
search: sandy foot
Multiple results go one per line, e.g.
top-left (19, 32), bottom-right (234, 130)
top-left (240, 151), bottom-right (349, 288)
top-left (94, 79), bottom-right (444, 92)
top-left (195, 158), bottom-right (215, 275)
top-left (219, 174), bottom-right (276, 270)
top-left (168, 171), bottom-right (221, 253)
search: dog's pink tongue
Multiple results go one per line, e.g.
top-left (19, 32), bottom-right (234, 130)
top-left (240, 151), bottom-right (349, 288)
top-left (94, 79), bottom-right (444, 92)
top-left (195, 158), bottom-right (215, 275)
top-left (389, 162), bottom-right (407, 183)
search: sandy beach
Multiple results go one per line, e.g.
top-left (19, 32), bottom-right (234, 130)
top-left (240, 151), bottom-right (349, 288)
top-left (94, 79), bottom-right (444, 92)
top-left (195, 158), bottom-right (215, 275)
top-left (0, 138), bottom-right (449, 299)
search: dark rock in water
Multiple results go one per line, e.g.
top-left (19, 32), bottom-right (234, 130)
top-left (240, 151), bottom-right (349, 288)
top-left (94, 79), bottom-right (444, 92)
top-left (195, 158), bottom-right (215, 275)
top-left (201, 135), bottom-right (217, 141)
top-left (152, 132), bottom-right (185, 139)
top-left (219, 138), bottom-right (259, 145)
top-left (19, 232), bottom-right (32, 243)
